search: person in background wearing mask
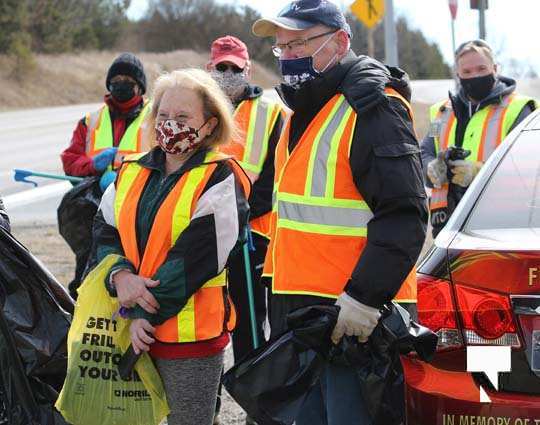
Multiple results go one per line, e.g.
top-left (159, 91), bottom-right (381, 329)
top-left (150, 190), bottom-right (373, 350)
top-left (88, 69), bottom-right (249, 425)
top-left (253, 0), bottom-right (427, 423)
top-left (422, 40), bottom-right (537, 237)
top-left (61, 52), bottom-right (150, 192)
top-left (61, 53), bottom-right (149, 298)
top-left (206, 35), bottom-right (284, 425)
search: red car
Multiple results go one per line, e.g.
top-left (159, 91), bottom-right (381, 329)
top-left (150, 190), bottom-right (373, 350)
top-left (404, 111), bottom-right (540, 424)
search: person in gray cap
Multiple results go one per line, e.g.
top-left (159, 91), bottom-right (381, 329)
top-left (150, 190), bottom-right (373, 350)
top-left (253, 1), bottom-right (427, 424)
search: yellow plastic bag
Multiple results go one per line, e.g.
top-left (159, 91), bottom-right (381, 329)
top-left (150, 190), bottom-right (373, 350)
top-left (56, 254), bottom-right (169, 425)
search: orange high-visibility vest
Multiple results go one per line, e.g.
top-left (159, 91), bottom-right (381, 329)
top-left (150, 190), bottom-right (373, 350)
top-left (220, 97), bottom-right (283, 239)
top-left (114, 150), bottom-right (250, 343)
top-left (429, 93), bottom-right (536, 212)
top-left (263, 88), bottom-right (416, 302)
top-left (221, 97), bottom-right (283, 183)
top-left (85, 101), bottom-right (150, 169)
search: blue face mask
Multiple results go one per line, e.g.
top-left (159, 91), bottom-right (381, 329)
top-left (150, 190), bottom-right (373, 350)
top-left (279, 33), bottom-right (338, 90)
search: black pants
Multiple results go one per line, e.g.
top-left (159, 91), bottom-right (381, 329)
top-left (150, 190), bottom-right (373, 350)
top-left (228, 232), bottom-right (268, 361)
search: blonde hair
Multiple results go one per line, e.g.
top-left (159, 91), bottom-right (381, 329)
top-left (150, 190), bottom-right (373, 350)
top-left (455, 40), bottom-right (495, 65)
top-left (143, 68), bottom-right (235, 150)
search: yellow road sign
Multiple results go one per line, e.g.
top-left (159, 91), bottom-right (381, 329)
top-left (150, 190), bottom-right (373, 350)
top-left (350, 0), bottom-right (385, 29)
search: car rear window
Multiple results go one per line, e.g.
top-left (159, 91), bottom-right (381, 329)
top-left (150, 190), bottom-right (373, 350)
top-left (466, 130), bottom-right (540, 230)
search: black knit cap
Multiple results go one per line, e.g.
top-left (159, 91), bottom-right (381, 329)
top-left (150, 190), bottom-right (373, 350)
top-left (106, 52), bottom-right (147, 95)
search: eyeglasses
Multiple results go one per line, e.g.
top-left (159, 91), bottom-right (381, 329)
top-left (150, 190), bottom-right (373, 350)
top-left (215, 63), bottom-right (244, 73)
top-left (455, 39), bottom-right (492, 57)
top-left (271, 30), bottom-right (337, 57)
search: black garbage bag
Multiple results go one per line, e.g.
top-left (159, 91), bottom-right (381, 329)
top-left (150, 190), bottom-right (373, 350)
top-left (0, 227), bottom-right (74, 424)
top-left (223, 303), bottom-right (437, 425)
top-left (57, 176), bottom-right (101, 299)
top-left (223, 305), bottom-right (338, 425)
top-left (330, 303), bottom-right (438, 425)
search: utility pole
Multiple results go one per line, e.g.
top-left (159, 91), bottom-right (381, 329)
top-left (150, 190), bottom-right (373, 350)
top-left (451, 19), bottom-right (456, 54)
top-left (384, 0), bottom-right (398, 66)
top-left (367, 28), bottom-right (375, 58)
top-left (448, 0), bottom-right (458, 55)
top-left (478, 0), bottom-right (487, 39)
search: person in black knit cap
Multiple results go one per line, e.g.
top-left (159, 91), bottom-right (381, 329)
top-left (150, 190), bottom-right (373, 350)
top-left (60, 53), bottom-right (150, 299)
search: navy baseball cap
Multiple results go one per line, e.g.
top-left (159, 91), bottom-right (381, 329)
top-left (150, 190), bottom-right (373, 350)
top-left (252, 0), bottom-right (351, 38)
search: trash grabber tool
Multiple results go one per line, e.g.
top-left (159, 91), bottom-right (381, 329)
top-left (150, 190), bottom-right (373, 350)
top-left (243, 226), bottom-right (259, 349)
top-left (13, 169), bottom-right (83, 187)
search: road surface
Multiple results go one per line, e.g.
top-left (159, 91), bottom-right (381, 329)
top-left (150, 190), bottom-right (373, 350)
top-left (0, 103), bottom-right (99, 225)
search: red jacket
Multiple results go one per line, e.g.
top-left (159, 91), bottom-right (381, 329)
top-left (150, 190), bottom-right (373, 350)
top-left (61, 95), bottom-right (144, 176)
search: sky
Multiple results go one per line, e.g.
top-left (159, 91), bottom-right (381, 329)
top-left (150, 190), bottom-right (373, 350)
top-left (126, 0), bottom-right (540, 76)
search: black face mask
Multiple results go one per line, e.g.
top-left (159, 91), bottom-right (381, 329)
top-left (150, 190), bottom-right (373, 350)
top-left (110, 81), bottom-right (136, 102)
top-left (459, 74), bottom-right (495, 101)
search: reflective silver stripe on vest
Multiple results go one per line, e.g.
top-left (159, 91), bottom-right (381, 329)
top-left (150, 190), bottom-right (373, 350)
top-left (310, 98), bottom-right (351, 197)
top-left (278, 200), bottom-right (373, 228)
top-left (481, 95), bottom-right (513, 161)
top-left (85, 108), bottom-right (103, 153)
top-left (437, 103), bottom-right (454, 150)
top-left (246, 100), bottom-right (271, 167)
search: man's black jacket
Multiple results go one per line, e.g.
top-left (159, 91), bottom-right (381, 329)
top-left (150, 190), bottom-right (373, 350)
top-left (270, 51), bottom-right (428, 332)
top-left (234, 84), bottom-right (284, 220)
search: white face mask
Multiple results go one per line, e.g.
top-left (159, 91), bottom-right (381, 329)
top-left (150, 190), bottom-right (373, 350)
top-left (211, 70), bottom-right (248, 101)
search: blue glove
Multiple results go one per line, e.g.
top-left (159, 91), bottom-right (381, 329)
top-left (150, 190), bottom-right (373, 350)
top-left (99, 170), bottom-right (117, 192)
top-left (93, 147), bottom-right (118, 172)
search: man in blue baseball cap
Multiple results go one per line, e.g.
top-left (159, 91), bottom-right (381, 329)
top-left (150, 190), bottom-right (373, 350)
top-left (253, 0), bottom-right (352, 89)
top-left (253, 1), bottom-right (427, 424)
top-left (253, 0), bottom-right (352, 37)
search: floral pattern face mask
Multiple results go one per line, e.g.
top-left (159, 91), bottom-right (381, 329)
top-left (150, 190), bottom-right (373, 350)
top-left (210, 70), bottom-right (248, 101)
top-left (155, 119), bottom-right (208, 155)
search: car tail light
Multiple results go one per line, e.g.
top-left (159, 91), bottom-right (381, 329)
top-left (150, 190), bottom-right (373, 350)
top-left (417, 274), bottom-right (463, 351)
top-left (455, 285), bottom-right (521, 347)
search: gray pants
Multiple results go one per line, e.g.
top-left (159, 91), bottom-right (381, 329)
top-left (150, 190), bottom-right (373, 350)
top-left (154, 351), bottom-right (224, 425)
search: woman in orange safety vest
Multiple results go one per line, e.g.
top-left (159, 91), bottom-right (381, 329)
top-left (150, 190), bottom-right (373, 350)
top-left (88, 69), bottom-right (250, 425)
